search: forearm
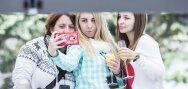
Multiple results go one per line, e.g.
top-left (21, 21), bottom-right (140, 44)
top-left (133, 35), bottom-right (165, 80)
top-left (49, 51), bottom-right (81, 71)
top-left (14, 80), bottom-right (31, 89)
top-left (12, 57), bottom-right (37, 89)
top-left (136, 55), bottom-right (165, 80)
top-left (116, 76), bottom-right (125, 87)
top-left (49, 45), bottom-right (82, 72)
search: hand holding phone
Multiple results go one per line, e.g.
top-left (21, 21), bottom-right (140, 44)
top-left (54, 32), bottom-right (79, 46)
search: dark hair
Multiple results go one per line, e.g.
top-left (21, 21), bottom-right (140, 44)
top-left (45, 13), bottom-right (75, 35)
top-left (116, 13), bottom-right (147, 50)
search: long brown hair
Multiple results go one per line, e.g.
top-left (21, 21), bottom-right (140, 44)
top-left (116, 13), bottom-right (147, 50)
top-left (45, 13), bottom-right (75, 35)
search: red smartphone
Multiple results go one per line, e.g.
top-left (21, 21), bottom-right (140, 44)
top-left (54, 32), bottom-right (79, 46)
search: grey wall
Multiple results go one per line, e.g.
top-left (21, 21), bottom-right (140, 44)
top-left (0, 0), bottom-right (188, 13)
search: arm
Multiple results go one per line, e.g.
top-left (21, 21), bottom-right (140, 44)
top-left (115, 76), bottom-right (124, 87)
top-left (135, 36), bottom-right (165, 80)
top-left (49, 45), bottom-right (83, 72)
top-left (107, 58), bottom-right (124, 86)
top-left (14, 84), bottom-right (30, 89)
top-left (12, 45), bottom-right (40, 89)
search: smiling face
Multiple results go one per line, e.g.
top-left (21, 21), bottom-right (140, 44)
top-left (118, 12), bottom-right (135, 34)
top-left (78, 13), bottom-right (97, 38)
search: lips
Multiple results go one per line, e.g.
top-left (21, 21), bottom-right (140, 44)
top-left (85, 31), bottom-right (94, 37)
top-left (86, 31), bottom-right (92, 33)
top-left (119, 26), bottom-right (126, 30)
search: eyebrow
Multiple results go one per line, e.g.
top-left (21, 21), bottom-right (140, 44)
top-left (120, 15), bottom-right (128, 17)
top-left (118, 14), bottom-right (128, 16)
top-left (58, 23), bottom-right (74, 25)
top-left (80, 17), bottom-right (94, 20)
top-left (80, 18), bottom-right (87, 20)
top-left (58, 23), bottom-right (65, 25)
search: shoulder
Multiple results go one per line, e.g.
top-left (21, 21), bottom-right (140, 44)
top-left (135, 34), bottom-right (161, 57)
top-left (138, 34), bottom-right (158, 47)
top-left (17, 37), bottom-right (45, 63)
top-left (18, 36), bottom-right (45, 56)
top-left (136, 34), bottom-right (160, 52)
top-left (21, 37), bottom-right (45, 49)
top-left (24, 37), bottom-right (44, 46)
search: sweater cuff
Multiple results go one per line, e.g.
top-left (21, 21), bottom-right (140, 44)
top-left (48, 50), bottom-right (62, 62)
top-left (115, 76), bottom-right (124, 87)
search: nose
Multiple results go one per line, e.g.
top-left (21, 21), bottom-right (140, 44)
top-left (88, 21), bottom-right (92, 29)
top-left (118, 18), bottom-right (124, 26)
top-left (64, 26), bottom-right (69, 32)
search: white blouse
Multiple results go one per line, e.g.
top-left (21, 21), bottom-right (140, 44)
top-left (131, 34), bottom-right (165, 89)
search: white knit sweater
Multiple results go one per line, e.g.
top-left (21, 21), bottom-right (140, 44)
top-left (12, 37), bottom-right (75, 89)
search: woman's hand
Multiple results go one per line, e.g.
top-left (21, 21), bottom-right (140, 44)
top-left (107, 58), bottom-right (121, 75)
top-left (48, 31), bottom-right (66, 56)
top-left (118, 47), bottom-right (138, 61)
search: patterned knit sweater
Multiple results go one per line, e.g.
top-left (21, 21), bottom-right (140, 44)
top-left (12, 36), bottom-right (75, 89)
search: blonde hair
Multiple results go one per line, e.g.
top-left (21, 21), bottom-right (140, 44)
top-left (76, 12), bottom-right (118, 56)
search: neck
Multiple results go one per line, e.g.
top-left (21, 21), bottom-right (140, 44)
top-left (126, 31), bottom-right (134, 47)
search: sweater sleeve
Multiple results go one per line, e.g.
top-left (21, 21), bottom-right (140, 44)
top-left (12, 45), bottom-right (39, 87)
top-left (115, 76), bottom-right (125, 87)
top-left (49, 45), bottom-right (83, 72)
top-left (135, 35), bottom-right (165, 81)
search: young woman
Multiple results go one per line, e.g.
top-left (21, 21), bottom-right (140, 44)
top-left (12, 13), bottom-right (76, 89)
top-left (117, 12), bottom-right (165, 89)
top-left (48, 12), bottom-right (124, 89)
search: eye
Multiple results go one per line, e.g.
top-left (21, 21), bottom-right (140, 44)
top-left (124, 16), bottom-right (130, 19)
top-left (81, 19), bottom-right (87, 23)
top-left (59, 24), bottom-right (66, 28)
top-left (91, 18), bottom-right (95, 23)
top-left (69, 25), bottom-right (75, 29)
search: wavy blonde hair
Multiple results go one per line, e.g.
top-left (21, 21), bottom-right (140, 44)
top-left (76, 12), bottom-right (118, 56)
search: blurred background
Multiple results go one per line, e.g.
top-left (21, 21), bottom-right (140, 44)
top-left (0, 12), bottom-right (188, 89)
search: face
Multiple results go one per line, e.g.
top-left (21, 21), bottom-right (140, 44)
top-left (118, 12), bottom-right (135, 33)
top-left (79, 13), bottom-right (97, 38)
top-left (51, 15), bottom-right (75, 33)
